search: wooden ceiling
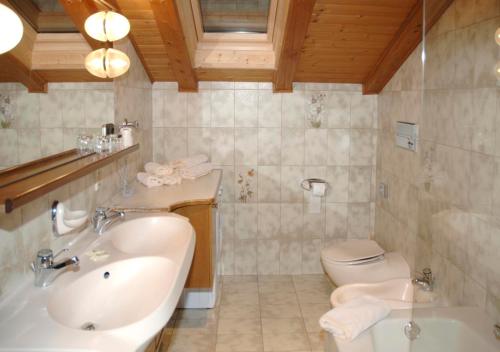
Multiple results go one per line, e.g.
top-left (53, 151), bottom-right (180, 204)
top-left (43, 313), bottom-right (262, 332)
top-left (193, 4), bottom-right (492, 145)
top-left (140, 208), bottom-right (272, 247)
top-left (0, 0), bottom-right (454, 94)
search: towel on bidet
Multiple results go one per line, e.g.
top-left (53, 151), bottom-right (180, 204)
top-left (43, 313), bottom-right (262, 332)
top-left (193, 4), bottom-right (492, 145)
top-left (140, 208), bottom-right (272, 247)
top-left (137, 172), bottom-right (163, 188)
top-left (170, 154), bottom-right (208, 169)
top-left (144, 162), bottom-right (174, 176)
top-left (319, 295), bottom-right (391, 342)
top-left (180, 162), bottom-right (214, 180)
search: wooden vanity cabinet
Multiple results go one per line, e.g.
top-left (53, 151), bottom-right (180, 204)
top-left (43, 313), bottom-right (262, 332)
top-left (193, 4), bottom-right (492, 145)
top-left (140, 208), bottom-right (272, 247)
top-left (145, 201), bottom-right (218, 352)
top-left (173, 202), bottom-right (216, 288)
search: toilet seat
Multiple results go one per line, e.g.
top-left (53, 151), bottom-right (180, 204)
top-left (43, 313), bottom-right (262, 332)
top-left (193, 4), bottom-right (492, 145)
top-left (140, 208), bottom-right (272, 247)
top-left (321, 239), bottom-right (385, 265)
top-left (320, 240), bottom-right (410, 286)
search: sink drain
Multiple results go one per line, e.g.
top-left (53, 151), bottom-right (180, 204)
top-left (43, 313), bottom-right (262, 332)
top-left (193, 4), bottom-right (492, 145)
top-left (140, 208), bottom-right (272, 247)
top-left (81, 322), bottom-right (97, 331)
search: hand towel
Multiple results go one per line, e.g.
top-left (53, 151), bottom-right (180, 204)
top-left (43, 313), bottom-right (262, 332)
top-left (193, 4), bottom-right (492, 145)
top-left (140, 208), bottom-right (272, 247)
top-left (170, 154), bottom-right (208, 169)
top-left (161, 173), bottom-right (182, 186)
top-left (319, 295), bottom-right (391, 342)
top-left (145, 162), bottom-right (174, 176)
top-left (137, 172), bottom-right (163, 188)
top-left (180, 162), bottom-right (214, 180)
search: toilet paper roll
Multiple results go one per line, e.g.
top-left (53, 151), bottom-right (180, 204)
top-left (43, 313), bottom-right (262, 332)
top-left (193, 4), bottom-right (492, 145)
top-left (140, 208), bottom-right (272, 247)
top-left (312, 182), bottom-right (326, 196)
top-left (308, 182), bottom-right (325, 214)
top-left (309, 192), bottom-right (321, 213)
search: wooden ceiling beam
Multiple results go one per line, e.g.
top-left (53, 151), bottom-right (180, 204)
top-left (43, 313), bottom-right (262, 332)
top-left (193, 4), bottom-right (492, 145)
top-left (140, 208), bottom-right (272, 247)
top-left (58, 0), bottom-right (103, 50)
top-left (273, 0), bottom-right (316, 93)
top-left (0, 54), bottom-right (47, 93)
top-left (362, 0), bottom-right (453, 94)
top-left (150, 0), bottom-right (198, 91)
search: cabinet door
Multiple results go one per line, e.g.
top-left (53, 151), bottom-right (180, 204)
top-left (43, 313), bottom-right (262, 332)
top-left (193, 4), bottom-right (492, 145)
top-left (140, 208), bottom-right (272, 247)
top-left (174, 204), bottom-right (213, 288)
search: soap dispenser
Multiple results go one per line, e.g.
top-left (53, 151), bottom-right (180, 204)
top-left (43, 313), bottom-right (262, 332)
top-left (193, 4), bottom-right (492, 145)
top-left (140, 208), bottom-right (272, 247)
top-left (120, 119), bottom-right (139, 147)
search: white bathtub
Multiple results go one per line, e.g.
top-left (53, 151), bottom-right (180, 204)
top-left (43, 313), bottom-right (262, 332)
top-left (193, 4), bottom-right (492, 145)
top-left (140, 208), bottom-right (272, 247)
top-left (327, 307), bottom-right (499, 352)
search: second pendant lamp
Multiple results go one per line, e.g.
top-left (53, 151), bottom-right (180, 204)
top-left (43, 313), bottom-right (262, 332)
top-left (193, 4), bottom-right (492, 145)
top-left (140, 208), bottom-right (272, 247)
top-left (84, 10), bottom-right (131, 78)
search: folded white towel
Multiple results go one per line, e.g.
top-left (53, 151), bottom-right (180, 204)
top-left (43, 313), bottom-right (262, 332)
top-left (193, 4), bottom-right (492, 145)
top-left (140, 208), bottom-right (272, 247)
top-left (319, 295), bottom-right (391, 342)
top-left (137, 172), bottom-right (163, 188)
top-left (145, 162), bottom-right (174, 176)
top-left (180, 162), bottom-right (214, 180)
top-left (161, 173), bottom-right (182, 186)
top-left (170, 154), bottom-right (208, 169)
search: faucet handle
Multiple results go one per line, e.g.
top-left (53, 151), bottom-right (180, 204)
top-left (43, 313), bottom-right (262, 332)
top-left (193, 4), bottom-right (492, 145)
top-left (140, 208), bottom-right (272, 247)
top-left (31, 249), bottom-right (54, 272)
top-left (421, 268), bottom-right (433, 282)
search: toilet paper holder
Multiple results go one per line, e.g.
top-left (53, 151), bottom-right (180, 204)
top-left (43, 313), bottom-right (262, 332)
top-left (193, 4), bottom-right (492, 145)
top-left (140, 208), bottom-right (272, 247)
top-left (301, 178), bottom-right (328, 191)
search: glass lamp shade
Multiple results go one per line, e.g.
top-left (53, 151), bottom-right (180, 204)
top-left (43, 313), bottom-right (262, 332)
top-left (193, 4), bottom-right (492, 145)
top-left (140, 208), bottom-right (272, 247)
top-left (496, 61), bottom-right (500, 80)
top-left (0, 4), bottom-right (23, 54)
top-left (496, 28), bottom-right (500, 46)
top-left (85, 48), bottom-right (130, 79)
top-left (84, 11), bottom-right (130, 42)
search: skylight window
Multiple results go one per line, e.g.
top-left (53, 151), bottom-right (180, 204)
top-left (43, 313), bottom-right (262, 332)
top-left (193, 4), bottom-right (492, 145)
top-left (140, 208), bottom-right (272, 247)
top-left (199, 0), bottom-right (271, 33)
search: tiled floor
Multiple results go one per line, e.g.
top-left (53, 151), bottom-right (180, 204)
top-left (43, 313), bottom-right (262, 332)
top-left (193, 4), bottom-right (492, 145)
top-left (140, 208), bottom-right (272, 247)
top-left (160, 274), bottom-right (334, 352)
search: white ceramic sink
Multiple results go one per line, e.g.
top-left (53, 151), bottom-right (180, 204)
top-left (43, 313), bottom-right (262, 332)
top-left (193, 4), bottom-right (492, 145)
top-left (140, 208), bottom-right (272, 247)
top-left (48, 257), bottom-right (176, 331)
top-left (111, 215), bottom-right (194, 255)
top-left (331, 278), bottom-right (415, 309)
top-left (0, 213), bottom-right (195, 352)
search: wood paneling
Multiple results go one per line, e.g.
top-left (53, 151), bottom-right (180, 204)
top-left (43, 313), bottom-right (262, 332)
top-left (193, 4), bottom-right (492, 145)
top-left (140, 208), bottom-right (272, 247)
top-left (150, 0), bottom-right (198, 91)
top-left (273, 0), bottom-right (316, 92)
top-left (34, 69), bottom-right (110, 82)
top-left (296, 0), bottom-right (418, 90)
top-left (362, 0), bottom-right (453, 94)
top-left (57, 0), bottom-right (103, 50)
top-left (113, 0), bottom-right (175, 83)
top-left (195, 67), bottom-right (274, 82)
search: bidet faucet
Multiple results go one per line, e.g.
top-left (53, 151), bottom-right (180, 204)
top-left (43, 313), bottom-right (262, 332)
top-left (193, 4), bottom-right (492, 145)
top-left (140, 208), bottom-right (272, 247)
top-left (92, 207), bottom-right (125, 234)
top-left (412, 267), bottom-right (434, 291)
top-left (31, 248), bottom-right (79, 287)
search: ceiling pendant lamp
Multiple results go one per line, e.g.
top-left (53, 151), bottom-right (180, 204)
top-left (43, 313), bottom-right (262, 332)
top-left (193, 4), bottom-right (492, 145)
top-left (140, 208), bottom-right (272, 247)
top-left (0, 4), bottom-right (24, 54)
top-left (84, 11), bottom-right (130, 42)
top-left (85, 48), bottom-right (130, 78)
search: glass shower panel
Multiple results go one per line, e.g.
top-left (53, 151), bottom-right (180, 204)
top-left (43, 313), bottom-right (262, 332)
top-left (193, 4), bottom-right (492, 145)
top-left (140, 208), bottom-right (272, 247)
top-left (410, 0), bottom-right (500, 351)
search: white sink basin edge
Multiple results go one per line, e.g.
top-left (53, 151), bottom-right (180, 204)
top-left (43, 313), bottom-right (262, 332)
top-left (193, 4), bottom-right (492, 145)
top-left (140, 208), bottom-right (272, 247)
top-left (0, 213), bottom-right (196, 352)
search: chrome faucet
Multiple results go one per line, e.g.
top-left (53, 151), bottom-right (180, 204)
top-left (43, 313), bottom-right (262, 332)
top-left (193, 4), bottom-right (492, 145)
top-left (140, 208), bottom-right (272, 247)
top-left (92, 207), bottom-right (125, 235)
top-left (412, 267), bottom-right (434, 291)
top-left (31, 248), bottom-right (79, 287)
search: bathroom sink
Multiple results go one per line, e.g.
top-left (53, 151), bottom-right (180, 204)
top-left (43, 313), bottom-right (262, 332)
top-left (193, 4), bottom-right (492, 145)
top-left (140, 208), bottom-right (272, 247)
top-left (110, 214), bottom-right (193, 255)
top-left (330, 278), bottom-right (415, 309)
top-left (0, 214), bottom-right (195, 352)
top-left (48, 257), bottom-right (175, 330)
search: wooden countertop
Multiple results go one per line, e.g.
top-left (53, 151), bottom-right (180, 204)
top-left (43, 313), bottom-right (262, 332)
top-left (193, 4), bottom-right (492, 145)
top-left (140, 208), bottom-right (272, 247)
top-left (109, 169), bottom-right (222, 211)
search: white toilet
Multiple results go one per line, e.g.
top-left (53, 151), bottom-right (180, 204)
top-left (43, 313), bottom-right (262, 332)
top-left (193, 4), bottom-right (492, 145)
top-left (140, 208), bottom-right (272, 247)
top-left (321, 239), bottom-right (410, 286)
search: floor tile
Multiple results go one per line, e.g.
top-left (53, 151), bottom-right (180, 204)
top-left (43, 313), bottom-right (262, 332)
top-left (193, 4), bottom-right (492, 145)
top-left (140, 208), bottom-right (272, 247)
top-left (296, 290), bottom-right (331, 304)
top-left (218, 318), bottom-right (262, 335)
top-left (258, 275), bottom-right (293, 283)
top-left (219, 304), bottom-right (261, 319)
top-left (308, 331), bottom-right (327, 351)
top-left (174, 317), bottom-right (217, 335)
top-left (223, 281), bottom-right (259, 293)
top-left (263, 332), bottom-right (311, 351)
top-left (258, 281), bottom-right (296, 293)
top-left (222, 291), bottom-right (260, 305)
top-left (168, 332), bottom-right (216, 352)
top-left (298, 303), bottom-right (331, 320)
top-left (216, 333), bottom-right (264, 351)
top-left (260, 303), bottom-right (302, 318)
top-left (261, 318), bottom-right (306, 335)
top-left (163, 274), bottom-right (331, 352)
top-left (259, 291), bottom-right (299, 306)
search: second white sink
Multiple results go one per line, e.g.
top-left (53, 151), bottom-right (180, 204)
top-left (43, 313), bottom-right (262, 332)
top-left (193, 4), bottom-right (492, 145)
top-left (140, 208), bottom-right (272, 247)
top-left (110, 214), bottom-right (193, 255)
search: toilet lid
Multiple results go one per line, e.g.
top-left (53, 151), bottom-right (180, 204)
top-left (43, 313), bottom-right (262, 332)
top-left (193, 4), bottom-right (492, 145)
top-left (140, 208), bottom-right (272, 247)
top-left (322, 240), bottom-right (385, 262)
